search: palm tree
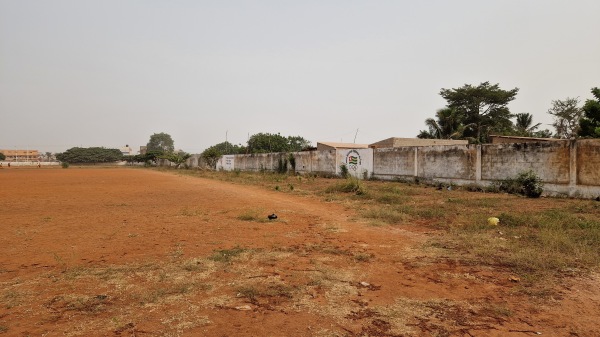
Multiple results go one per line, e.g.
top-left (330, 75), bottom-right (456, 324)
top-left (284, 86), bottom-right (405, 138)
top-left (418, 108), bottom-right (471, 139)
top-left (514, 113), bottom-right (541, 137)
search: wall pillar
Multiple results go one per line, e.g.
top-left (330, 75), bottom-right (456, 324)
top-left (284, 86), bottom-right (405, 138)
top-left (569, 140), bottom-right (577, 195)
top-left (476, 145), bottom-right (482, 182)
top-left (413, 147), bottom-right (418, 177)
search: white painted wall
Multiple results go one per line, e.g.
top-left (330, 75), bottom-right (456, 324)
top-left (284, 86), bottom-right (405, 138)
top-left (335, 148), bottom-right (373, 178)
top-left (216, 155), bottom-right (235, 171)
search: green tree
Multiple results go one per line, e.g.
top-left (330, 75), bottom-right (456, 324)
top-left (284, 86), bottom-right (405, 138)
top-left (0, 152), bottom-right (5, 161)
top-left (578, 87), bottom-right (600, 138)
top-left (287, 136), bottom-right (312, 152)
top-left (201, 147), bottom-right (221, 169)
top-left (513, 113), bottom-right (542, 137)
top-left (208, 141), bottom-right (245, 155)
top-left (55, 147), bottom-right (123, 163)
top-left (417, 108), bottom-right (470, 139)
top-left (247, 133), bottom-right (289, 153)
top-left (547, 97), bottom-right (582, 139)
top-left (162, 151), bottom-right (191, 169)
top-left (439, 82), bottom-right (519, 143)
top-left (246, 133), bottom-right (311, 153)
top-left (137, 150), bottom-right (163, 165)
top-left (146, 132), bottom-right (175, 153)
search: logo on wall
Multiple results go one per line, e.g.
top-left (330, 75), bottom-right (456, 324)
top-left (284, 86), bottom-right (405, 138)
top-left (345, 150), bottom-right (362, 171)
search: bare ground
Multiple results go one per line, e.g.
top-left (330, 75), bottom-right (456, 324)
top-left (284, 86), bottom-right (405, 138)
top-left (1, 167), bottom-right (599, 336)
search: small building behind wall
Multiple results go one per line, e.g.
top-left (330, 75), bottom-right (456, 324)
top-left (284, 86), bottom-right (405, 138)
top-left (316, 142), bottom-right (370, 151)
top-left (315, 142), bottom-right (373, 178)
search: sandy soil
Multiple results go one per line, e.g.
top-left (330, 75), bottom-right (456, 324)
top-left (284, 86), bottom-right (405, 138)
top-left (0, 167), bottom-right (599, 336)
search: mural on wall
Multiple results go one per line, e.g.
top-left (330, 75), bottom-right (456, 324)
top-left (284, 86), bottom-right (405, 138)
top-left (336, 148), bottom-right (373, 178)
top-left (346, 150), bottom-right (361, 171)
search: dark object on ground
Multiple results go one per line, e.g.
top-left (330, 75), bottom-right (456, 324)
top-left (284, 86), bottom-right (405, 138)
top-left (268, 214), bottom-right (278, 220)
top-left (596, 196), bottom-right (600, 202)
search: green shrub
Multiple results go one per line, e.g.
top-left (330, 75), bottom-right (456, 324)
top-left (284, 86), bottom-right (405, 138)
top-left (339, 164), bottom-right (349, 178)
top-left (61, 162), bottom-right (70, 169)
top-left (490, 170), bottom-right (543, 198)
top-left (516, 170), bottom-right (544, 198)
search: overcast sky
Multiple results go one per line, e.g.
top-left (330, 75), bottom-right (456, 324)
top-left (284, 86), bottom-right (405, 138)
top-left (1, 0), bottom-right (599, 154)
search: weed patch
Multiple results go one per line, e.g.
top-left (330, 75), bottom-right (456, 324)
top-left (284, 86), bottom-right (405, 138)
top-left (209, 246), bottom-right (247, 263)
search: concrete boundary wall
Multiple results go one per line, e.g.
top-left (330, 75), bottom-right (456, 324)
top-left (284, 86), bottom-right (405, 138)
top-left (200, 139), bottom-right (600, 199)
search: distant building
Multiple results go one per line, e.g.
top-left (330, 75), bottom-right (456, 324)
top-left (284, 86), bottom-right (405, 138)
top-left (489, 135), bottom-right (560, 144)
top-left (139, 146), bottom-right (147, 155)
top-left (120, 145), bottom-right (134, 156)
top-left (0, 149), bottom-right (41, 162)
top-left (316, 142), bottom-right (370, 151)
top-left (369, 137), bottom-right (468, 148)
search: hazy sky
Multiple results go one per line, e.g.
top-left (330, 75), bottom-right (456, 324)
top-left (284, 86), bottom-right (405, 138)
top-left (1, 1), bottom-right (599, 153)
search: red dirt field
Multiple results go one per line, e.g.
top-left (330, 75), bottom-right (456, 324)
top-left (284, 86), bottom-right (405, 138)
top-left (1, 167), bottom-right (599, 336)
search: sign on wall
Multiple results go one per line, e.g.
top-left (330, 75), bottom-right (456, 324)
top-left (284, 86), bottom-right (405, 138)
top-left (336, 148), bottom-right (373, 179)
top-left (216, 155), bottom-right (235, 171)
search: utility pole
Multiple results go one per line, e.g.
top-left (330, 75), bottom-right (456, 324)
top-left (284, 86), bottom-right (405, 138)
top-left (353, 129), bottom-right (359, 143)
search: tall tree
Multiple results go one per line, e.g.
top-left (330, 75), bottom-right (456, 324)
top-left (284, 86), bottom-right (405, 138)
top-left (146, 132), bottom-right (175, 153)
top-left (513, 113), bottom-right (542, 137)
top-left (547, 97), bottom-right (582, 139)
top-left (578, 87), bottom-right (600, 138)
top-left (440, 82), bottom-right (519, 143)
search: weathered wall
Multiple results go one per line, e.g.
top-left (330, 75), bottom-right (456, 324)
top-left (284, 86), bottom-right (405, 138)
top-left (481, 141), bottom-right (570, 184)
top-left (201, 139), bottom-right (600, 198)
top-left (373, 147), bottom-right (415, 178)
top-left (417, 145), bottom-right (477, 180)
top-left (577, 139), bottom-right (600, 186)
top-left (294, 150), bottom-right (336, 174)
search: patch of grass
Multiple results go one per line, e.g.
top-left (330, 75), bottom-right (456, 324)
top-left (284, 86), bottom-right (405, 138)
top-left (353, 253), bottom-right (374, 262)
top-left (179, 207), bottom-right (207, 217)
top-left (46, 294), bottom-right (110, 313)
top-left (237, 209), bottom-right (266, 222)
top-left (325, 176), bottom-right (367, 195)
top-left (209, 246), bottom-right (247, 263)
top-left (181, 258), bottom-right (205, 272)
top-left (362, 207), bottom-right (411, 225)
top-left (237, 284), bottom-right (294, 304)
top-left (2, 290), bottom-right (21, 309)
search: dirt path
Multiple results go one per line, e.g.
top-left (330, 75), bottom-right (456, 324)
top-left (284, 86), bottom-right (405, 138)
top-left (1, 168), bottom-right (598, 336)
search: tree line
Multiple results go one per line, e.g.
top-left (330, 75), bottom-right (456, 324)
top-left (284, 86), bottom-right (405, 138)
top-left (201, 133), bottom-right (311, 168)
top-left (418, 83), bottom-right (600, 143)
